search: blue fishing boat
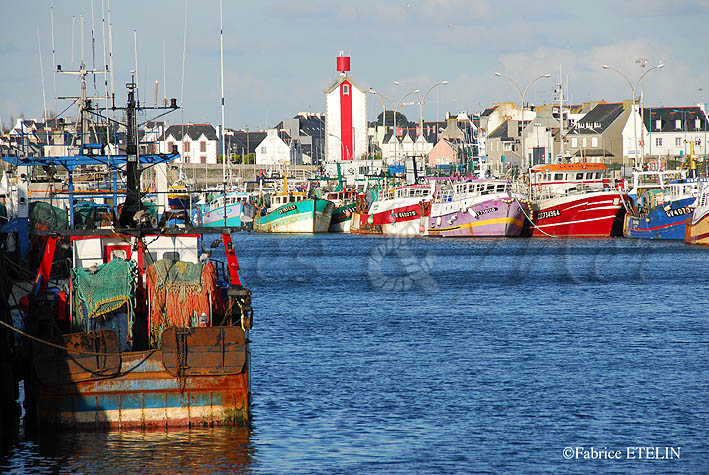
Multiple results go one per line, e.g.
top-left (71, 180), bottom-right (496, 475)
top-left (195, 189), bottom-right (254, 228)
top-left (624, 176), bottom-right (708, 240)
top-left (624, 196), bottom-right (697, 239)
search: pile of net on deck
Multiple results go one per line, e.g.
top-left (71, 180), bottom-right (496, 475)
top-left (71, 259), bottom-right (137, 351)
top-left (145, 259), bottom-right (222, 348)
top-left (29, 201), bottom-right (68, 230)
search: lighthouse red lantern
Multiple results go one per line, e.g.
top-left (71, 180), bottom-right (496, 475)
top-left (336, 55), bottom-right (350, 73)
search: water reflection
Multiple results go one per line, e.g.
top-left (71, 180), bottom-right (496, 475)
top-left (1, 427), bottom-right (254, 474)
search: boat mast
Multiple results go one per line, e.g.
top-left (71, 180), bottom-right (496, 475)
top-left (120, 74), bottom-right (141, 227)
top-left (558, 65), bottom-right (564, 160)
top-left (220, 0), bottom-right (226, 183)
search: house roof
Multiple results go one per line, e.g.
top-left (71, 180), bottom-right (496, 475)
top-left (161, 124), bottom-right (218, 141)
top-left (323, 74), bottom-right (367, 95)
top-left (566, 103), bottom-right (625, 136)
top-left (225, 129), bottom-right (292, 154)
top-left (488, 120), bottom-right (527, 140)
top-left (276, 115), bottom-right (325, 137)
top-left (383, 127), bottom-right (437, 144)
top-left (481, 106), bottom-right (497, 117)
top-left (642, 106), bottom-right (707, 133)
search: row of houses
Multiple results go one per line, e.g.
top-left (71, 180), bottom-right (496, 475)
top-left (481, 101), bottom-right (709, 175)
top-left (5, 101), bottom-right (708, 175)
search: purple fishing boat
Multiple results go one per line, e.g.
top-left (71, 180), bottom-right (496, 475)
top-left (425, 178), bottom-right (530, 237)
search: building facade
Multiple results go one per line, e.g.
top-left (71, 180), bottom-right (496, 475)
top-left (160, 124), bottom-right (218, 164)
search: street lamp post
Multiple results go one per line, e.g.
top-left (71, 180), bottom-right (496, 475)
top-left (494, 72), bottom-right (551, 169)
top-left (392, 82), bottom-right (421, 164)
top-left (602, 61), bottom-right (664, 174)
top-left (369, 89), bottom-right (394, 162)
top-left (329, 133), bottom-right (349, 161)
top-left (414, 81), bottom-right (448, 157)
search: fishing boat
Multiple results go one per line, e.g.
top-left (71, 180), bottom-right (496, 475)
top-left (2, 80), bottom-right (254, 431)
top-left (254, 163), bottom-right (333, 233)
top-left (685, 182), bottom-right (709, 245)
top-left (352, 183), bottom-right (433, 236)
top-left (623, 174), bottom-right (706, 240)
top-left (195, 188), bottom-right (254, 228)
top-left (324, 188), bottom-right (357, 233)
top-left (527, 162), bottom-right (626, 237)
top-left (426, 178), bottom-right (530, 237)
top-left (167, 173), bottom-right (193, 211)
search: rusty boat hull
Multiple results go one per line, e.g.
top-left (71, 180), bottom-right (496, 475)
top-left (27, 326), bottom-right (250, 430)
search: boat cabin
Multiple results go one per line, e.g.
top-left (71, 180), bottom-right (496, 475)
top-left (270, 191), bottom-right (308, 208)
top-left (325, 189), bottom-right (357, 203)
top-left (530, 163), bottom-right (608, 196)
top-left (436, 180), bottom-right (511, 202)
top-left (380, 184), bottom-right (432, 201)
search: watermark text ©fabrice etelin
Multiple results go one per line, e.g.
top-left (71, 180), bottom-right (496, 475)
top-left (563, 446), bottom-right (681, 460)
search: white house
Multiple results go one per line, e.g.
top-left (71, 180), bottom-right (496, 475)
top-left (255, 129), bottom-right (302, 166)
top-left (160, 124), bottom-right (218, 164)
top-left (640, 106), bottom-right (708, 164)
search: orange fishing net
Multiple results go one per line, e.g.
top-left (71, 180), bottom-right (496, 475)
top-left (145, 260), bottom-right (223, 346)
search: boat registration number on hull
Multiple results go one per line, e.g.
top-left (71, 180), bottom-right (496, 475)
top-left (537, 209), bottom-right (561, 220)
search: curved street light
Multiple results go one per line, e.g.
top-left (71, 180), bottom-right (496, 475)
top-left (328, 132), bottom-right (350, 161)
top-left (414, 81), bottom-right (448, 147)
top-left (495, 72), bottom-right (551, 168)
top-left (392, 83), bottom-right (421, 164)
top-left (602, 61), bottom-right (664, 172)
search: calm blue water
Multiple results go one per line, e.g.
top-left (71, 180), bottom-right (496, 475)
top-left (2, 234), bottom-right (708, 474)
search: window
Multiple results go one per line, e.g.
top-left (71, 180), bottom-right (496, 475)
top-left (261, 146), bottom-right (267, 154)
top-left (675, 119), bottom-right (681, 129)
top-left (183, 141), bottom-right (190, 153)
top-left (655, 119), bottom-right (661, 129)
top-left (343, 84), bottom-right (350, 95)
top-left (201, 155), bottom-right (206, 164)
top-left (576, 173), bottom-right (584, 180)
top-left (695, 119), bottom-right (701, 129)
top-left (554, 173), bottom-right (563, 180)
top-left (591, 137), bottom-right (598, 147)
top-left (676, 137), bottom-right (682, 146)
top-left (571, 137), bottom-right (578, 147)
top-left (167, 141), bottom-right (174, 152)
top-left (200, 141), bottom-right (206, 153)
top-left (655, 137), bottom-right (662, 147)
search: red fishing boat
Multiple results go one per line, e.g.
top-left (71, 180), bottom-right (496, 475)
top-left (528, 163), bottom-right (627, 237)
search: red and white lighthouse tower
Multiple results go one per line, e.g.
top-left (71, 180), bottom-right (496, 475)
top-left (324, 52), bottom-right (367, 161)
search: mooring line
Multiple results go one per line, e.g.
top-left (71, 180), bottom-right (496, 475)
top-left (0, 319), bottom-right (118, 356)
top-left (516, 197), bottom-right (557, 238)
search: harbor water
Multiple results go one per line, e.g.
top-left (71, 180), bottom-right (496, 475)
top-left (2, 234), bottom-right (708, 473)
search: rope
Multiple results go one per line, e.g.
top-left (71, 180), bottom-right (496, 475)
top-left (0, 319), bottom-right (118, 356)
top-left (516, 198), bottom-right (557, 238)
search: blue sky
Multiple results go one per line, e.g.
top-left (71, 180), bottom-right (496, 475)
top-left (1, 0), bottom-right (708, 130)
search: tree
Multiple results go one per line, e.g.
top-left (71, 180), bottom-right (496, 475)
top-left (375, 111), bottom-right (413, 129)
